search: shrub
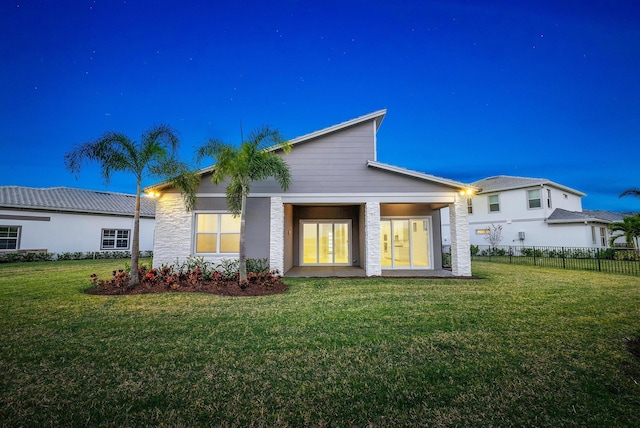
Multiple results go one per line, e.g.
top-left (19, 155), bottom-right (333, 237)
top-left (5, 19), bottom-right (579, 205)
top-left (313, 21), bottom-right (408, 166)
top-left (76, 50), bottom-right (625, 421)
top-left (614, 250), bottom-right (640, 261)
top-left (88, 257), bottom-right (282, 291)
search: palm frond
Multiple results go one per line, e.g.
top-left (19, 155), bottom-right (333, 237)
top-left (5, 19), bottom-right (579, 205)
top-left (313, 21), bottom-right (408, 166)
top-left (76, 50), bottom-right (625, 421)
top-left (620, 188), bottom-right (640, 198)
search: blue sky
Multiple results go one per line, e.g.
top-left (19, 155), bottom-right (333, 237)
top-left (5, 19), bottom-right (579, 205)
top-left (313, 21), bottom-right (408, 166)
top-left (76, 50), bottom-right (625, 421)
top-left (1, 0), bottom-right (639, 212)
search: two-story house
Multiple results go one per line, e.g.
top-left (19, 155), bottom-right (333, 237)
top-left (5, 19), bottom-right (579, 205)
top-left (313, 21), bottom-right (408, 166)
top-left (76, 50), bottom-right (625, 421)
top-left (441, 175), bottom-right (625, 248)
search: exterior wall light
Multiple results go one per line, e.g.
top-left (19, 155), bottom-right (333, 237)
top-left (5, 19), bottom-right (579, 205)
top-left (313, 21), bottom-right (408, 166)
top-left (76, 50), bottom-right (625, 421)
top-left (146, 190), bottom-right (161, 198)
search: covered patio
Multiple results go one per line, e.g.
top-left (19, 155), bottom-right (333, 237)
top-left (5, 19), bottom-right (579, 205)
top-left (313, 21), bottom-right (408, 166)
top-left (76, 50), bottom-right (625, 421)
top-left (284, 266), bottom-right (455, 278)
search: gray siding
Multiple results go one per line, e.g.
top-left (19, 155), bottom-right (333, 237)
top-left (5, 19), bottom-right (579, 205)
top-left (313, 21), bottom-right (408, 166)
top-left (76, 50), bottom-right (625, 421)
top-left (195, 121), bottom-right (454, 195)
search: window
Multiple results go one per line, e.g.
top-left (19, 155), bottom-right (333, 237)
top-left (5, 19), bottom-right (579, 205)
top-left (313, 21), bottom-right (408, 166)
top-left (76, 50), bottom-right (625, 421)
top-left (101, 229), bottom-right (130, 250)
top-left (600, 227), bottom-right (607, 247)
top-left (476, 228), bottom-right (490, 235)
top-left (195, 213), bottom-right (240, 253)
top-left (467, 198), bottom-right (473, 214)
top-left (546, 189), bottom-right (552, 208)
top-left (591, 226), bottom-right (596, 244)
top-left (527, 189), bottom-right (541, 209)
top-left (488, 195), bottom-right (500, 212)
top-left (0, 226), bottom-right (20, 250)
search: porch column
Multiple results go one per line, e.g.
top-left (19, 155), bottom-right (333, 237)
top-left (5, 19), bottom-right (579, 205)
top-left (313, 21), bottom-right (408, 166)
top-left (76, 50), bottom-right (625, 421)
top-left (449, 194), bottom-right (472, 276)
top-left (153, 192), bottom-right (192, 268)
top-left (365, 201), bottom-right (381, 276)
top-left (269, 197), bottom-right (285, 275)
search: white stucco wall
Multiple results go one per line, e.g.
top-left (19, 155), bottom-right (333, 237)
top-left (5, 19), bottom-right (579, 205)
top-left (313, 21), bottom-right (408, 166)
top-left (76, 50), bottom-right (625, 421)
top-left (0, 209), bottom-right (154, 253)
top-left (440, 185), bottom-right (604, 248)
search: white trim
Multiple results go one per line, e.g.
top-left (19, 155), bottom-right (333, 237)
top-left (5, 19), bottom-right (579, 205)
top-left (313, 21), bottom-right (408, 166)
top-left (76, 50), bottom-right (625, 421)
top-left (195, 192), bottom-right (458, 204)
top-left (286, 110), bottom-right (386, 148)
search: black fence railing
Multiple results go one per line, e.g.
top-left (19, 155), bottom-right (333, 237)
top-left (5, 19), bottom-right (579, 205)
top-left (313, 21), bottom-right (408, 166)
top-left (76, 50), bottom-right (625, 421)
top-left (464, 245), bottom-right (640, 276)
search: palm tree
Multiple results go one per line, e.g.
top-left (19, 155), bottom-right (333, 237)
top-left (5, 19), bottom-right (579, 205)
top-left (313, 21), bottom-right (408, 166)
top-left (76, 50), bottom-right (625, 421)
top-left (65, 124), bottom-right (199, 286)
top-left (196, 126), bottom-right (291, 284)
top-left (608, 214), bottom-right (640, 248)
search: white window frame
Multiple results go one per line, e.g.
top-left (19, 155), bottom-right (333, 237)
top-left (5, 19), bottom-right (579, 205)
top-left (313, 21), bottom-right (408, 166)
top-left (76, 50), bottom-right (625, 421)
top-left (300, 219), bottom-right (352, 266)
top-left (527, 189), bottom-right (542, 209)
top-left (467, 198), bottom-right (473, 214)
top-left (101, 229), bottom-right (130, 250)
top-left (546, 189), bottom-right (552, 208)
top-left (193, 212), bottom-right (240, 254)
top-left (0, 225), bottom-right (21, 250)
top-left (600, 227), bottom-right (607, 247)
top-left (380, 216), bottom-right (434, 269)
top-left (488, 194), bottom-right (500, 213)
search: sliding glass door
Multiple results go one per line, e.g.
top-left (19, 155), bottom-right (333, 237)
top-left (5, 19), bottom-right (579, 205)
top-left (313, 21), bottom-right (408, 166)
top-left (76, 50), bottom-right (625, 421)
top-left (380, 218), bottom-right (432, 269)
top-left (301, 221), bottom-right (351, 265)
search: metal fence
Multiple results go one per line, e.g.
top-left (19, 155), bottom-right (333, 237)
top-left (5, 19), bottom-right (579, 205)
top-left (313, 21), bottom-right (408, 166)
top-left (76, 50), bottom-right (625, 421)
top-left (461, 245), bottom-right (640, 276)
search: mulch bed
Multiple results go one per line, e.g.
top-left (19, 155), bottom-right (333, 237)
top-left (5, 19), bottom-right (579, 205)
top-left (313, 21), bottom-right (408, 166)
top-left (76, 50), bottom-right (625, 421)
top-left (85, 279), bottom-right (288, 297)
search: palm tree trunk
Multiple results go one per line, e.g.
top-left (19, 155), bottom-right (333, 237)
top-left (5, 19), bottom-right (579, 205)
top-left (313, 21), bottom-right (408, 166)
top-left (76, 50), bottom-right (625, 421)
top-left (129, 180), bottom-right (141, 286)
top-left (239, 185), bottom-right (248, 284)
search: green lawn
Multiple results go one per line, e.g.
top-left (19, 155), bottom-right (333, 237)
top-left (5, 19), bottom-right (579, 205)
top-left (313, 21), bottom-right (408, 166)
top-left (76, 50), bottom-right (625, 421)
top-left (1, 260), bottom-right (639, 427)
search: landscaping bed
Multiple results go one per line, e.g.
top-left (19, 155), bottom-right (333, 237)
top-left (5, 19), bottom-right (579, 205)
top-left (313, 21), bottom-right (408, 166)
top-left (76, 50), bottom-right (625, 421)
top-left (85, 258), bottom-right (288, 296)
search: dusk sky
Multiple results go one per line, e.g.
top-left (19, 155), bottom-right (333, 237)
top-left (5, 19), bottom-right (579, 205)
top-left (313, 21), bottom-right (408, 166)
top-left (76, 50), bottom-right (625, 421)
top-left (2, 0), bottom-right (639, 212)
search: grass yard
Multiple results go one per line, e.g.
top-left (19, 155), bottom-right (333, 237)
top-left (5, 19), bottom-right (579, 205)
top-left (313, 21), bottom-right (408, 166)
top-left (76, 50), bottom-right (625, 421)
top-left (1, 259), bottom-right (639, 427)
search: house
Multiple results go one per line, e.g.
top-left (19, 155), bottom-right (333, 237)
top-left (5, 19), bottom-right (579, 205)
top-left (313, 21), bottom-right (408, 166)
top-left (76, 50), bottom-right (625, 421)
top-left (0, 186), bottom-right (155, 254)
top-left (441, 175), bottom-right (626, 248)
top-left (147, 110), bottom-right (474, 277)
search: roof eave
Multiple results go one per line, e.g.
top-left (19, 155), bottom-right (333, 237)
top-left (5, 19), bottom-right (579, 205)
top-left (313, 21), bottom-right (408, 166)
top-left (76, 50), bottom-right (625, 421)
top-left (367, 160), bottom-right (476, 191)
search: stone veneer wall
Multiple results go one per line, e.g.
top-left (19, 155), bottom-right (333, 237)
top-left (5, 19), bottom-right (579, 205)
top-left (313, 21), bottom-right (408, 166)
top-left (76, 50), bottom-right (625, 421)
top-left (365, 201), bottom-right (381, 276)
top-left (449, 195), bottom-right (472, 276)
top-left (269, 197), bottom-right (284, 274)
top-left (153, 192), bottom-right (192, 268)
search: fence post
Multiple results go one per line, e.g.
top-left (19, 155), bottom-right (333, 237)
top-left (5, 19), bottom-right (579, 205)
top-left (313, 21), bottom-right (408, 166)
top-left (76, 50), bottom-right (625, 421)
top-left (561, 247), bottom-right (566, 269)
top-left (596, 248), bottom-right (601, 272)
top-left (509, 246), bottom-right (512, 264)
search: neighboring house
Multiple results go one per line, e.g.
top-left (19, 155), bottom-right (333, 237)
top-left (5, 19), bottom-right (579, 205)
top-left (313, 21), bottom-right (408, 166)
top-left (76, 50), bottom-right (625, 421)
top-left (0, 186), bottom-right (155, 254)
top-left (147, 110), bottom-right (474, 277)
top-left (441, 175), bottom-right (626, 248)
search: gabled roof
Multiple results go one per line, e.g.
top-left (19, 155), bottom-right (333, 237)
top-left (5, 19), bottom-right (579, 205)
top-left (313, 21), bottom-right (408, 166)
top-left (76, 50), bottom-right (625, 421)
top-left (367, 160), bottom-right (473, 190)
top-left (473, 175), bottom-right (585, 196)
top-left (546, 208), bottom-right (624, 224)
top-left (145, 109), bottom-right (475, 193)
top-left (0, 186), bottom-right (155, 217)
top-left (287, 109), bottom-right (386, 147)
top-left (149, 110), bottom-right (389, 192)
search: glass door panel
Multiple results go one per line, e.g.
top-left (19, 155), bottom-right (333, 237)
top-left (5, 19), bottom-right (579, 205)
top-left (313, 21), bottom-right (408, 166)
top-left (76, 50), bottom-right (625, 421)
top-left (334, 223), bottom-right (349, 264)
top-left (411, 219), bottom-right (430, 267)
top-left (381, 220), bottom-right (392, 267)
top-left (318, 223), bottom-right (333, 264)
top-left (392, 220), bottom-right (410, 267)
top-left (303, 223), bottom-right (318, 264)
